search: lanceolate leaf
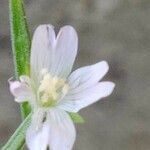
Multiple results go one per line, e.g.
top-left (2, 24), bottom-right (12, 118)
top-left (9, 0), bottom-right (31, 119)
top-left (2, 113), bottom-right (32, 150)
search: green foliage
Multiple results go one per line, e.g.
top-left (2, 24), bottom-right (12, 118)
top-left (9, 0), bottom-right (31, 119)
top-left (69, 112), bottom-right (85, 123)
top-left (2, 113), bottom-right (32, 150)
top-left (7, 0), bottom-right (85, 149)
top-left (21, 102), bottom-right (31, 119)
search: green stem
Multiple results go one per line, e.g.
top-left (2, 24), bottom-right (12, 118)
top-left (9, 0), bottom-right (31, 119)
top-left (2, 113), bottom-right (32, 150)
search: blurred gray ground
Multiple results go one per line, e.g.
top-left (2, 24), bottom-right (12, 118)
top-left (1, 0), bottom-right (150, 149)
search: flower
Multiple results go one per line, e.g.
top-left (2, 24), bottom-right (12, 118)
top-left (9, 25), bottom-right (115, 150)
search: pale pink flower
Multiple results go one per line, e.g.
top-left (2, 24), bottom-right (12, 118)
top-left (9, 25), bottom-right (115, 150)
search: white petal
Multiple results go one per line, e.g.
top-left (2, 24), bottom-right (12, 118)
top-left (31, 109), bottom-right (46, 130)
top-left (50, 26), bottom-right (78, 78)
top-left (19, 75), bottom-right (37, 93)
top-left (9, 80), bottom-right (33, 103)
top-left (59, 82), bottom-right (115, 112)
top-left (26, 121), bottom-right (50, 150)
top-left (30, 24), bottom-right (56, 82)
top-left (68, 61), bottom-right (109, 92)
top-left (47, 108), bottom-right (76, 150)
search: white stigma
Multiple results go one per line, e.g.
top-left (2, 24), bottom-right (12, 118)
top-left (38, 69), bottom-right (69, 107)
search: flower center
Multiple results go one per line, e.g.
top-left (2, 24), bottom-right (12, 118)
top-left (37, 69), bottom-right (69, 107)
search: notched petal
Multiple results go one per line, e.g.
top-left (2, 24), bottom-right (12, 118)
top-left (47, 109), bottom-right (76, 150)
top-left (59, 81), bottom-right (115, 112)
top-left (68, 61), bottom-right (109, 92)
top-left (50, 25), bottom-right (78, 78)
top-left (31, 24), bottom-right (56, 81)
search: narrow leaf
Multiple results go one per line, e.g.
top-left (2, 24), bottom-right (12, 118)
top-left (2, 113), bottom-right (32, 150)
top-left (69, 112), bottom-right (85, 123)
top-left (9, 0), bottom-right (31, 119)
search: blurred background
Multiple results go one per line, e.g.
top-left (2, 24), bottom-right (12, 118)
top-left (0, 0), bottom-right (150, 149)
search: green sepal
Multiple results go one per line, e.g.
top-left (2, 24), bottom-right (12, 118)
top-left (9, 0), bottom-right (31, 119)
top-left (2, 113), bottom-right (32, 150)
top-left (69, 112), bottom-right (85, 123)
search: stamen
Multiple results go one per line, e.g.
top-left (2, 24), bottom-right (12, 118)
top-left (38, 70), bottom-right (69, 107)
